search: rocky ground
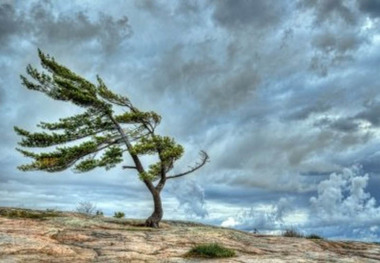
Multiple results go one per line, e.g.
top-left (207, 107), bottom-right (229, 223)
top-left (0, 207), bottom-right (379, 262)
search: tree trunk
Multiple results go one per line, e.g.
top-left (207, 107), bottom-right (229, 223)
top-left (145, 189), bottom-right (163, 228)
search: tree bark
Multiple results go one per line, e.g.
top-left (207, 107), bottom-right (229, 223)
top-left (145, 189), bottom-right (163, 228)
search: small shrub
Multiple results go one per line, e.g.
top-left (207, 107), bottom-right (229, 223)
top-left (0, 209), bottom-right (59, 219)
top-left (95, 210), bottom-right (104, 216)
top-left (306, 234), bottom-right (323, 240)
top-left (185, 243), bottom-right (236, 258)
top-left (283, 229), bottom-right (304, 238)
top-left (113, 211), bottom-right (125, 218)
top-left (76, 201), bottom-right (96, 215)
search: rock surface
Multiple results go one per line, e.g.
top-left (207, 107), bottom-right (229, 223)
top-left (0, 207), bottom-right (379, 262)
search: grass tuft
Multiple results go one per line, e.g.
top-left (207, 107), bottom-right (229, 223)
top-left (185, 243), bottom-right (236, 258)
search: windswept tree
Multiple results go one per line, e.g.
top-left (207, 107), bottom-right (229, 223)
top-left (14, 50), bottom-right (209, 227)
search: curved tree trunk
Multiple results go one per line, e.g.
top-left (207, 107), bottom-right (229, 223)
top-left (145, 189), bottom-right (163, 228)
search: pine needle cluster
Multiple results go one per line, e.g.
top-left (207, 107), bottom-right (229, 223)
top-left (15, 50), bottom-right (185, 180)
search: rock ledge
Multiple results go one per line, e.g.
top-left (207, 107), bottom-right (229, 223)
top-left (0, 207), bottom-right (379, 262)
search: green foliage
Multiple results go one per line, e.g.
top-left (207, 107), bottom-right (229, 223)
top-left (98, 146), bottom-right (123, 169)
top-left (16, 141), bottom-right (100, 172)
top-left (97, 76), bottom-right (130, 107)
top-left (133, 136), bottom-right (184, 181)
top-left (14, 127), bottom-right (68, 147)
top-left (185, 243), bottom-right (236, 258)
top-left (38, 109), bottom-right (113, 133)
top-left (114, 111), bottom-right (161, 125)
top-left (0, 209), bottom-right (59, 219)
top-left (306, 234), bottom-right (324, 240)
top-left (283, 229), bottom-right (304, 238)
top-left (15, 50), bottom-right (188, 177)
top-left (74, 146), bottom-right (123, 172)
top-left (113, 211), bottom-right (125, 218)
top-left (95, 210), bottom-right (104, 216)
top-left (282, 229), bottom-right (324, 240)
top-left (74, 159), bottom-right (98, 172)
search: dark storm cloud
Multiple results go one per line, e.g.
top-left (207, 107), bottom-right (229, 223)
top-left (144, 44), bottom-right (260, 116)
top-left (134, 0), bottom-right (164, 15)
top-left (298, 0), bottom-right (357, 25)
top-left (0, 3), bottom-right (24, 44)
top-left (358, 0), bottom-right (380, 18)
top-left (314, 117), bottom-right (360, 133)
top-left (285, 103), bottom-right (331, 121)
top-left (355, 101), bottom-right (380, 126)
top-left (328, 118), bottom-right (361, 133)
top-left (312, 100), bottom-right (380, 134)
top-left (312, 31), bottom-right (363, 54)
top-left (127, 0), bottom-right (379, 241)
top-left (0, 0), bottom-right (132, 145)
top-left (175, 1), bottom-right (202, 15)
top-left (297, 0), bottom-right (372, 77)
top-left (212, 0), bottom-right (286, 29)
top-left (0, 1), bottom-right (131, 52)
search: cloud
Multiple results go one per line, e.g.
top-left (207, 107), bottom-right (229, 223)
top-left (358, 0), bottom-right (380, 18)
top-left (310, 166), bottom-right (379, 219)
top-left (167, 179), bottom-right (208, 218)
top-left (314, 117), bottom-right (361, 133)
top-left (312, 31), bottom-right (364, 55)
top-left (220, 197), bottom-right (296, 231)
top-left (0, 3), bottom-right (24, 44)
top-left (309, 166), bottom-right (380, 240)
top-left (1, 0), bottom-right (380, 242)
top-left (355, 101), bottom-right (380, 126)
top-left (298, 0), bottom-right (357, 25)
top-left (212, 0), bottom-right (286, 29)
top-left (0, 1), bottom-right (131, 52)
top-left (285, 103), bottom-right (331, 121)
top-left (296, 0), bottom-right (374, 77)
top-left (220, 166), bottom-right (380, 241)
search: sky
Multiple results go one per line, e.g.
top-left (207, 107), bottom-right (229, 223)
top-left (0, 0), bottom-right (380, 242)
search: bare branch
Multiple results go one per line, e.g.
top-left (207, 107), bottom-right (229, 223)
top-left (122, 165), bottom-right (137, 170)
top-left (166, 151), bottom-right (209, 180)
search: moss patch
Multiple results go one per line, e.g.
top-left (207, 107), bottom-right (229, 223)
top-left (185, 243), bottom-right (236, 258)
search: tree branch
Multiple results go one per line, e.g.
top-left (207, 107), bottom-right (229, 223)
top-left (122, 165), bottom-right (137, 170)
top-left (108, 114), bottom-right (156, 194)
top-left (166, 151), bottom-right (209, 180)
top-left (54, 139), bottom-right (121, 173)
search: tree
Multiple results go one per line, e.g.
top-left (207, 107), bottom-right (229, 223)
top-left (76, 201), bottom-right (97, 215)
top-left (14, 50), bottom-right (209, 227)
